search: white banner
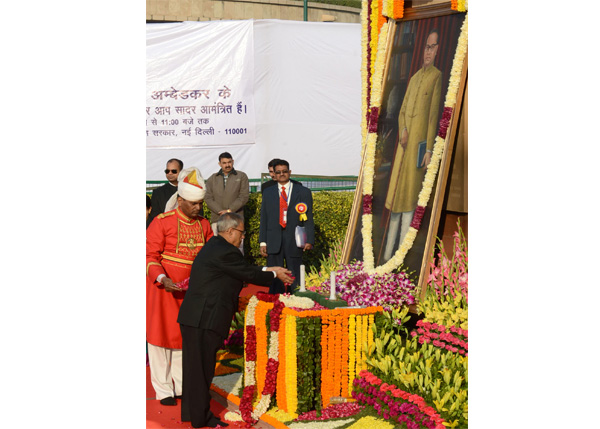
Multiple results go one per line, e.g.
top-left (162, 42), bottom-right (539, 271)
top-left (146, 21), bottom-right (255, 148)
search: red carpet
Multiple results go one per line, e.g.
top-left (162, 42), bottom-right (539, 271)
top-left (146, 284), bottom-right (270, 429)
top-left (240, 284), bottom-right (269, 297)
top-left (146, 365), bottom-right (229, 429)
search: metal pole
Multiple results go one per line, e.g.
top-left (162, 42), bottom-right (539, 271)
top-left (304, 0), bottom-right (308, 21)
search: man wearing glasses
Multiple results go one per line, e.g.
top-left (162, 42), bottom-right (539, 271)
top-left (383, 28), bottom-right (442, 262)
top-left (146, 167), bottom-right (213, 406)
top-left (260, 158), bottom-right (301, 193)
top-left (178, 212), bottom-right (293, 428)
top-left (147, 158), bottom-right (184, 228)
top-left (259, 159), bottom-right (315, 294)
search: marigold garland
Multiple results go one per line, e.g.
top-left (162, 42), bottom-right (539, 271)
top-left (276, 312), bottom-right (287, 411)
top-left (254, 301), bottom-right (273, 395)
top-left (237, 295), bottom-right (286, 425)
top-left (382, 0), bottom-right (404, 19)
top-left (239, 301), bottom-right (383, 423)
top-left (348, 314), bottom-right (356, 394)
top-left (340, 315), bottom-right (350, 398)
top-left (355, 314), bottom-right (362, 377)
top-left (361, 314), bottom-right (369, 371)
top-left (285, 312), bottom-right (298, 413)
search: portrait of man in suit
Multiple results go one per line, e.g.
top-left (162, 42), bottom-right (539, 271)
top-left (259, 159), bottom-right (315, 294)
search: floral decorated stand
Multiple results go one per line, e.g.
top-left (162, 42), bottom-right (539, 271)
top-left (226, 292), bottom-right (383, 426)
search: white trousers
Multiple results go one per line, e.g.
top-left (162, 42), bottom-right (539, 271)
top-left (383, 210), bottom-right (415, 262)
top-left (211, 222), bottom-right (244, 255)
top-left (147, 343), bottom-right (182, 400)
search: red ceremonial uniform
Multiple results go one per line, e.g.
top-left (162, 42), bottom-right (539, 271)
top-left (146, 208), bottom-right (213, 349)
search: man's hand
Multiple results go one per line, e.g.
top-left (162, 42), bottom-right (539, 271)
top-left (421, 152), bottom-right (432, 169)
top-left (260, 245), bottom-right (268, 257)
top-left (267, 267), bottom-right (294, 285)
top-left (161, 277), bottom-right (182, 293)
top-left (400, 127), bottom-right (408, 149)
top-left (303, 243), bottom-right (313, 251)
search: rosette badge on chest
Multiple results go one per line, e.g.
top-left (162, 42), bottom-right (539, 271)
top-left (294, 203), bottom-right (308, 248)
top-left (295, 202), bottom-right (308, 221)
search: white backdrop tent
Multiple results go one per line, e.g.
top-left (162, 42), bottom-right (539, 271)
top-left (146, 19), bottom-right (362, 182)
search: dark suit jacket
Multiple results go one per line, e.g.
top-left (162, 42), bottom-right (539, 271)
top-left (177, 235), bottom-right (274, 339)
top-left (259, 181), bottom-right (315, 257)
top-left (146, 183), bottom-right (178, 228)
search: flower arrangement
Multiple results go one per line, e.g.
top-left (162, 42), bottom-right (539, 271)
top-left (411, 320), bottom-right (468, 356)
top-left (419, 221), bottom-right (468, 330)
top-left (283, 306), bottom-right (381, 413)
top-left (353, 370), bottom-right (446, 429)
top-left (363, 230), bottom-right (468, 427)
top-left (305, 238), bottom-right (344, 293)
top-left (294, 402), bottom-right (364, 422)
top-left (427, 223), bottom-right (468, 302)
top-left (315, 260), bottom-right (417, 311)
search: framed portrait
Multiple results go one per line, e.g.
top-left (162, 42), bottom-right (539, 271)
top-left (342, 3), bottom-right (468, 301)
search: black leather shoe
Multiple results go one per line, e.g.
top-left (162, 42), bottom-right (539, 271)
top-left (206, 416), bottom-right (229, 427)
top-left (175, 395), bottom-right (182, 399)
top-left (159, 397), bottom-right (177, 406)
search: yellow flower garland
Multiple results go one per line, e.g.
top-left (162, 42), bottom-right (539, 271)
top-left (361, 314), bottom-right (369, 371)
top-left (276, 312), bottom-right (287, 411)
top-left (361, 0), bottom-right (370, 155)
top-left (348, 314), bottom-right (356, 394)
top-left (285, 313), bottom-right (298, 413)
top-left (355, 314), bottom-right (362, 376)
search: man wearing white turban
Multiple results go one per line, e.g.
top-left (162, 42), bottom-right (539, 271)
top-left (146, 167), bottom-right (214, 406)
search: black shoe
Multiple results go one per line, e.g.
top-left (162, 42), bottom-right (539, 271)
top-left (175, 394), bottom-right (182, 399)
top-left (159, 397), bottom-right (177, 406)
top-left (206, 416), bottom-right (229, 427)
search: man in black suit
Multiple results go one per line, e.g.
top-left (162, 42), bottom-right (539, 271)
top-left (147, 158), bottom-right (183, 228)
top-left (177, 213), bottom-right (293, 429)
top-left (259, 159), bottom-right (315, 294)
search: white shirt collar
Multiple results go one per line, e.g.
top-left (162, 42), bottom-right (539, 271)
top-left (278, 181), bottom-right (292, 192)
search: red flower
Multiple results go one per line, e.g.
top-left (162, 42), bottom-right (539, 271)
top-left (437, 107), bottom-right (454, 139)
top-left (410, 205), bottom-right (426, 229)
top-left (362, 194), bottom-right (373, 215)
top-left (245, 326), bottom-right (257, 361)
top-left (368, 106), bottom-right (380, 133)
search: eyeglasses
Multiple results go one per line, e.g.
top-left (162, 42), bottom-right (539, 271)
top-left (232, 227), bottom-right (246, 237)
top-left (425, 43), bottom-right (438, 52)
top-left (274, 170), bottom-right (289, 175)
top-left (164, 169), bottom-right (179, 174)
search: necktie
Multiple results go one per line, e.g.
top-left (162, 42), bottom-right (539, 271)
top-left (279, 186), bottom-right (288, 228)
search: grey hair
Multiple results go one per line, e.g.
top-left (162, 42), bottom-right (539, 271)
top-left (217, 212), bottom-right (242, 232)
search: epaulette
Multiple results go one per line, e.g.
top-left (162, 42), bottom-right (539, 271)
top-left (157, 211), bottom-right (176, 219)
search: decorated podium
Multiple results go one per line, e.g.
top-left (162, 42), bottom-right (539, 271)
top-left (235, 292), bottom-right (383, 425)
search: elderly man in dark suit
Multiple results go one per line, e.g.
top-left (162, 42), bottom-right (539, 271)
top-left (259, 159), bottom-right (315, 294)
top-left (177, 213), bottom-right (293, 429)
